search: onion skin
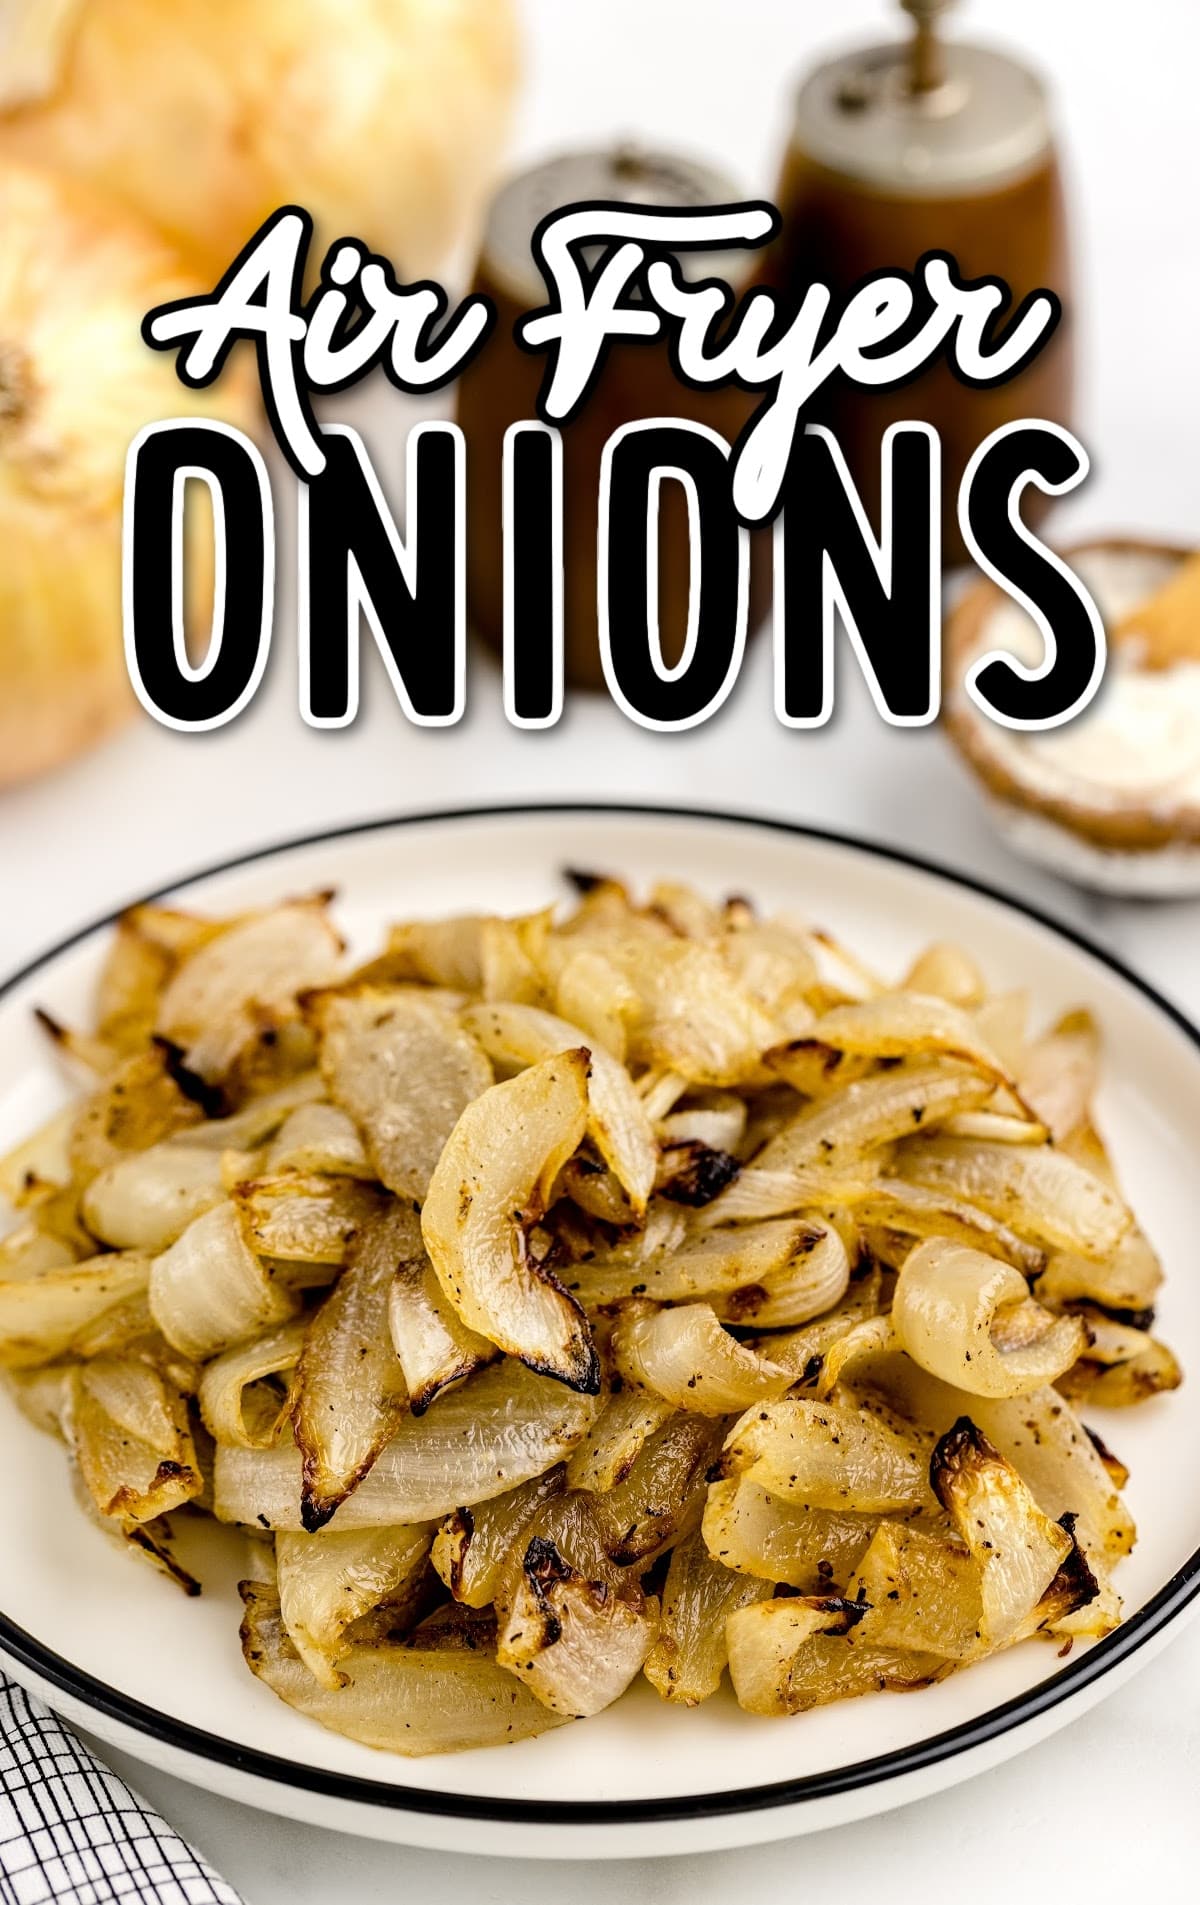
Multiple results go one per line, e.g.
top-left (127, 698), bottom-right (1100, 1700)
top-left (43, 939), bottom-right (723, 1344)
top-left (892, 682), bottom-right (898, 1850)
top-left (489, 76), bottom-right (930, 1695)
top-left (0, 158), bottom-right (255, 786)
top-left (0, 1), bottom-right (520, 279)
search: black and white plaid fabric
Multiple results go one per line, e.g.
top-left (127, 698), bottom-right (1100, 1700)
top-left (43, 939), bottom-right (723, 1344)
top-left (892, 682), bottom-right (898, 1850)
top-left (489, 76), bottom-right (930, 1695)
top-left (0, 1676), bottom-right (242, 1905)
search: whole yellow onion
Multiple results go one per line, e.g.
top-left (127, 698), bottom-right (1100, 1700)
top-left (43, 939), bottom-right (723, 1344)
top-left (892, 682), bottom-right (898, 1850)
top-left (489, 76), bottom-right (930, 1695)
top-left (0, 0), bottom-right (520, 277)
top-left (0, 159), bottom-right (256, 786)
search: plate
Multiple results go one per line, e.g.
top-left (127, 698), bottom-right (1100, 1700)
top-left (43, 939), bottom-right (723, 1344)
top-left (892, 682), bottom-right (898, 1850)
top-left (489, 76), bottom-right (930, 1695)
top-left (1, 804), bottom-right (1198, 1859)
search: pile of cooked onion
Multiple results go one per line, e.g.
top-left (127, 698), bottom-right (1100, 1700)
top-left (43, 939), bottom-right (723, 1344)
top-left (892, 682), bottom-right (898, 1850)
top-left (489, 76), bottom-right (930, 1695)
top-left (0, 872), bottom-right (1179, 1750)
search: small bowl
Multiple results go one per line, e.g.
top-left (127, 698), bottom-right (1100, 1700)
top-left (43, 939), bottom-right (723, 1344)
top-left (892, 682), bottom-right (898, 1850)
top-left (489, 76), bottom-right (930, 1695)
top-left (944, 538), bottom-right (1200, 895)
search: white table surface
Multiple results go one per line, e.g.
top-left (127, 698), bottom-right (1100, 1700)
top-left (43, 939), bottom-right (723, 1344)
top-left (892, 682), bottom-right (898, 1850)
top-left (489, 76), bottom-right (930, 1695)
top-left (3, 0), bottom-right (1199, 1895)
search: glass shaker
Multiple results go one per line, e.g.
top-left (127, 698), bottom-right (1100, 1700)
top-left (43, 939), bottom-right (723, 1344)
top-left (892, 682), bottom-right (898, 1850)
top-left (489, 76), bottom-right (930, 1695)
top-left (770, 0), bottom-right (1073, 563)
top-left (456, 148), bottom-right (772, 692)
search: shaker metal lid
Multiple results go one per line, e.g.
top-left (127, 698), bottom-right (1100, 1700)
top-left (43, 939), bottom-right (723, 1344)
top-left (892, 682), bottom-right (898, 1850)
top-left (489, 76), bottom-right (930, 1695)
top-left (789, 38), bottom-right (1052, 195)
top-left (482, 147), bottom-right (758, 304)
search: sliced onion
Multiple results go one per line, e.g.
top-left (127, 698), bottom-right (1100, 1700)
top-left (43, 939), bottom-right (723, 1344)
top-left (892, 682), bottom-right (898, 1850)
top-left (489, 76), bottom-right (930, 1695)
top-left (744, 1270), bottom-right (887, 1387)
top-left (590, 1413), bottom-right (720, 1566)
top-left (930, 1418), bottom-right (1075, 1646)
top-left (713, 1225), bottom-right (850, 1329)
top-left (240, 1582), bottom-right (567, 1755)
top-left (902, 943), bottom-right (985, 1008)
top-left (120, 903), bottom-right (224, 961)
top-left (845, 1177), bottom-right (1046, 1277)
top-left (701, 1476), bottom-right (881, 1589)
top-left (169, 1073), bottom-right (324, 1151)
top-left (1016, 1009), bottom-right (1099, 1143)
top-left (813, 1314), bottom-right (898, 1396)
top-left (389, 1255), bottom-right (497, 1413)
top-left (718, 920), bottom-right (819, 1030)
top-left (706, 1062), bottom-right (992, 1223)
top-left (829, 1357), bottom-right (1136, 1569)
top-left (644, 881), bottom-right (722, 938)
top-left (431, 1468), bottom-right (565, 1608)
top-left (65, 1289), bottom-right (175, 1370)
top-left (1055, 1315), bottom-right (1183, 1407)
top-left (726, 1597), bottom-right (938, 1715)
top-left (552, 948), bottom-right (639, 1061)
top-left (157, 900), bottom-right (342, 1081)
top-left (82, 1141), bottom-right (255, 1250)
top-left (851, 1486), bottom-right (1099, 1653)
top-left (292, 1208), bottom-right (413, 1530)
top-left (563, 1388), bottom-right (676, 1492)
top-left (374, 915), bottom-right (488, 990)
top-left (0, 1222), bottom-right (78, 1283)
top-left (476, 917), bottom-right (546, 1013)
top-left (150, 1201), bottom-right (298, 1359)
top-left (937, 1110), bottom-right (1047, 1145)
top-left (805, 992), bottom-right (1013, 1083)
top-left (68, 1047), bottom-right (203, 1186)
top-left (893, 1240), bottom-right (1086, 1398)
top-left (723, 1397), bottom-right (934, 1513)
top-left (694, 1161), bottom-right (880, 1226)
top-left (638, 1069), bottom-right (690, 1122)
top-left (463, 1001), bottom-right (656, 1213)
top-left (897, 1137), bottom-right (1131, 1259)
top-left (198, 1319), bottom-right (307, 1449)
top-left (309, 985), bottom-right (492, 1201)
top-left (1036, 1226), bottom-right (1162, 1313)
top-left (265, 1102), bottom-right (370, 1177)
top-left (612, 1302), bottom-right (791, 1416)
top-left (615, 939), bottom-right (779, 1087)
top-left (70, 1358), bottom-right (200, 1523)
top-left (233, 1173), bottom-right (386, 1265)
top-left (94, 919), bottom-right (172, 1055)
top-left (657, 1103), bottom-right (747, 1159)
top-left (0, 1252), bottom-right (149, 1368)
top-left (422, 1050), bottom-right (599, 1391)
top-left (653, 1140), bottom-right (741, 1208)
top-left (213, 1359), bottom-right (597, 1531)
top-left (0, 1102), bottom-right (76, 1202)
top-left (5, 1363), bottom-right (73, 1437)
top-left (568, 1216), bottom-right (845, 1318)
top-left (276, 1524), bottom-right (433, 1688)
top-left (725, 1594), bottom-right (868, 1715)
top-left (763, 1042), bottom-right (875, 1098)
top-left (644, 1528), bottom-right (772, 1704)
top-left (495, 1534), bottom-right (657, 1717)
top-left (973, 991), bottom-right (1030, 1072)
top-left (849, 1521), bottom-right (984, 1660)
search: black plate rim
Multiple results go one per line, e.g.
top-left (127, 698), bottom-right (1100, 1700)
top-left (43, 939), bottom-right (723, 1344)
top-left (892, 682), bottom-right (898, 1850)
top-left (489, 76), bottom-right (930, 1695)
top-left (2, 799), bottom-right (1198, 1828)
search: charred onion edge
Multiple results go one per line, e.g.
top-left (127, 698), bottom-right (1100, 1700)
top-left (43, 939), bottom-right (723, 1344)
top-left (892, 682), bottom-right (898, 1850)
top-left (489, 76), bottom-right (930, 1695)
top-left (151, 1036), bottom-right (231, 1118)
top-left (658, 1143), bottom-right (742, 1208)
top-left (1083, 1424), bottom-right (1131, 1489)
top-left (929, 1416), bottom-right (997, 1507)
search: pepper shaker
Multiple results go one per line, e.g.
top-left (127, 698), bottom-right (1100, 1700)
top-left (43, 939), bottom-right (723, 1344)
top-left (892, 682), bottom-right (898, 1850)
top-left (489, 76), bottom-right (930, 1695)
top-left (770, 0), bottom-right (1073, 562)
top-left (456, 147), bottom-right (772, 691)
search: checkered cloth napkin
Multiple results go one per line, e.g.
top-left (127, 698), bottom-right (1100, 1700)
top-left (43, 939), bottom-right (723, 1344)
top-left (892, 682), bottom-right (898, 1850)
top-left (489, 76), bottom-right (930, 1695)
top-left (0, 1676), bottom-right (241, 1905)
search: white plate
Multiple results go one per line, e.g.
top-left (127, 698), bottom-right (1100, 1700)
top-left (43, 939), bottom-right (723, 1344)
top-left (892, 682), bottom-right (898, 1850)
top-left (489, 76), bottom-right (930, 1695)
top-left (2, 805), bottom-right (1198, 1860)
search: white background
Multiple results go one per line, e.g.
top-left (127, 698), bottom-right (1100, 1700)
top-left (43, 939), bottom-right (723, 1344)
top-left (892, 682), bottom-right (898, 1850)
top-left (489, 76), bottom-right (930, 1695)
top-left (4, 0), bottom-right (1200, 1895)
